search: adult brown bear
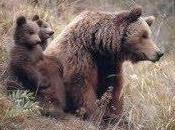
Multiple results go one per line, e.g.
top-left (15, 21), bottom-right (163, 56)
top-left (45, 7), bottom-right (164, 118)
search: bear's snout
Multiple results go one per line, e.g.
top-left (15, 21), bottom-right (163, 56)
top-left (157, 51), bottom-right (164, 58)
top-left (48, 31), bottom-right (54, 36)
top-left (151, 50), bottom-right (164, 62)
top-left (36, 37), bottom-right (41, 42)
top-left (34, 36), bottom-right (41, 45)
top-left (156, 50), bottom-right (164, 60)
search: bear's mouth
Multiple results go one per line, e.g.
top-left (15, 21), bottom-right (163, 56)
top-left (121, 45), bottom-right (162, 63)
top-left (129, 51), bottom-right (148, 63)
top-left (132, 53), bottom-right (162, 63)
top-left (149, 56), bottom-right (162, 63)
top-left (44, 32), bottom-right (52, 38)
top-left (40, 32), bottom-right (52, 40)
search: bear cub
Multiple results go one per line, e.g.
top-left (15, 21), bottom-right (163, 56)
top-left (9, 16), bottom-right (65, 117)
top-left (32, 15), bottom-right (54, 50)
top-left (9, 16), bottom-right (45, 91)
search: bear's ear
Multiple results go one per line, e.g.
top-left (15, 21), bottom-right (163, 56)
top-left (36, 20), bottom-right (43, 27)
top-left (16, 16), bottom-right (26, 26)
top-left (127, 6), bottom-right (142, 23)
top-left (144, 16), bottom-right (155, 26)
top-left (32, 15), bottom-right (40, 21)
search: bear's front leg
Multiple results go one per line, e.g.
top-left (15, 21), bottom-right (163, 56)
top-left (107, 69), bottom-right (124, 120)
top-left (111, 85), bottom-right (124, 119)
top-left (82, 68), bottom-right (99, 119)
top-left (64, 72), bottom-right (85, 113)
top-left (82, 82), bottom-right (98, 119)
top-left (109, 74), bottom-right (134, 129)
top-left (64, 68), bottom-right (98, 119)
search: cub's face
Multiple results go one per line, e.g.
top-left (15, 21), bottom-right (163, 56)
top-left (15, 16), bottom-right (41, 47)
top-left (32, 15), bottom-right (54, 41)
top-left (23, 21), bottom-right (41, 46)
top-left (124, 16), bottom-right (164, 63)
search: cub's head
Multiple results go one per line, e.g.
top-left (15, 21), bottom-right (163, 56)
top-left (32, 15), bottom-right (54, 41)
top-left (14, 16), bottom-right (41, 47)
top-left (121, 7), bottom-right (164, 63)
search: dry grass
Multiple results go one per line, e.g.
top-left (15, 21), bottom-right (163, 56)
top-left (0, 0), bottom-right (175, 130)
top-left (122, 53), bottom-right (175, 129)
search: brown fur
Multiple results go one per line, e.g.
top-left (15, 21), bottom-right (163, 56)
top-left (9, 16), bottom-right (43, 91)
top-left (36, 55), bottom-right (65, 116)
top-left (45, 7), bottom-right (163, 118)
top-left (8, 16), bottom-right (65, 117)
top-left (32, 15), bottom-right (54, 51)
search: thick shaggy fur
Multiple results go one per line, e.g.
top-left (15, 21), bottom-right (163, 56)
top-left (45, 7), bottom-right (163, 118)
top-left (36, 55), bottom-right (65, 116)
top-left (9, 16), bottom-right (65, 117)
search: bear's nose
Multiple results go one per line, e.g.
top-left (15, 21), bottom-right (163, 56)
top-left (36, 38), bottom-right (41, 44)
top-left (157, 51), bottom-right (164, 58)
top-left (49, 31), bottom-right (54, 36)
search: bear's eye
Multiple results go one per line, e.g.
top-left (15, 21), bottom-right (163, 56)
top-left (142, 32), bottom-right (148, 39)
top-left (43, 25), bottom-right (47, 28)
top-left (29, 31), bottom-right (34, 35)
top-left (37, 20), bottom-right (43, 27)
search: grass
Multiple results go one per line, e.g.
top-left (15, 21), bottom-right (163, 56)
top-left (0, 0), bottom-right (175, 130)
top-left (123, 53), bottom-right (175, 129)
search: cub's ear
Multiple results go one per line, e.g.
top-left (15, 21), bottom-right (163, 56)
top-left (127, 6), bottom-right (142, 23)
top-left (36, 20), bottom-right (43, 27)
top-left (16, 16), bottom-right (26, 26)
top-left (144, 16), bottom-right (155, 26)
top-left (32, 15), bottom-right (40, 21)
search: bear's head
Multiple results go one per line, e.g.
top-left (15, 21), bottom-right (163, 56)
top-left (120, 7), bottom-right (164, 63)
top-left (32, 15), bottom-right (54, 42)
top-left (14, 16), bottom-right (41, 47)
